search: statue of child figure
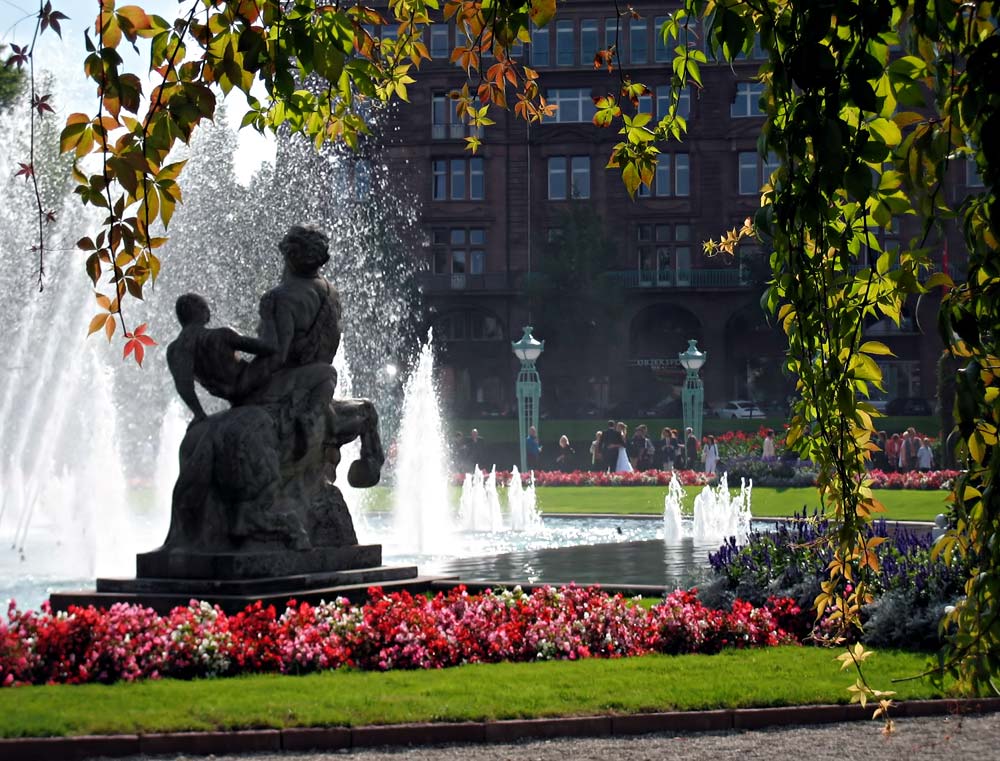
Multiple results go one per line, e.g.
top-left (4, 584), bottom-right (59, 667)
top-left (166, 293), bottom-right (274, 423)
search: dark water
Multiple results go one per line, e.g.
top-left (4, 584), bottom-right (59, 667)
top-left (437, 538), bottom-right (717, 590)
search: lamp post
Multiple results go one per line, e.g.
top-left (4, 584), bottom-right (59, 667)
top-left (678, 339), bottom-right (707, 441)
top-left (512, 326), bottom-right (544, 472)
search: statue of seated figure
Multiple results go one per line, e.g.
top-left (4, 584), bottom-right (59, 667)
top-left (159, 225), bottom-right (384, 555)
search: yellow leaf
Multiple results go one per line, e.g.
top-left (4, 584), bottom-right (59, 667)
top-left (87, 313), bottom-right (109, 336)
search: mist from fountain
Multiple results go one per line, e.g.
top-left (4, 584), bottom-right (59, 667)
top-left (391, 331), bottom-right (454, 553)
top-left (663, 472), bottom-right (753, 545)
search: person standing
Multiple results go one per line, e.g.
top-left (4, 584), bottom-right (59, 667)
top-left (525, 425), bottom-right (542, 470)
top-left (761, 428), bottom-right (776, 462)
top-left (898, 431), bottom-right (912, 471)
top-left (600, 419), bottom-right (623, 472)
top-left (655, 426), bottom-right (672, 470)
top-left (555, 434), bottom-right (576, 472)
top-left (615, 422), bottom-right (634, 473)
top-left (685, 427), bottom-right (699, 471)
top-left (703, 434), bottom-right (720, 474)
top-left (631, 424), bottom-right (653, 471)
top-left (917, 437), bottom-right (934, 471)
top-left (590, 430), bottom-right (604, 471)
top-left (886, 433), bottom-right (901, 471)
top-left (465, 427), bottom-right (485, 469)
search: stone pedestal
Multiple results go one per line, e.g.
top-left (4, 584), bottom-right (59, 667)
top-left (49, 545), bottom-right (426, 614)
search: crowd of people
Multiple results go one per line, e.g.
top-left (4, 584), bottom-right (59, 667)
top-left (584, 422), bottom-right (722, 474)
top-left (873, 427), bottom-right (936, 471)
top-left (450, 423), bottom-right (937, 475)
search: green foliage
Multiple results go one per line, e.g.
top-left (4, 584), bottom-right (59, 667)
top-left (0, 46), bottom-right (24, 113)
top-left (622, 0), bottom-right (1000, 698)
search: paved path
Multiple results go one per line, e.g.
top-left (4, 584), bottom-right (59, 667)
top-left (116, 714), bottom-right (1000, 760)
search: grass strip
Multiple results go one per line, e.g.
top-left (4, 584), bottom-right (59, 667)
top-left (364, 486), bottom-right (948, 522)
top-left (533, 486), bottom-right (948, 522)
top-left (0, 648), bottom-right (945, 738)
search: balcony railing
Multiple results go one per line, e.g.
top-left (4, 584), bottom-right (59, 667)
top-left (418, 272), bottom-right (511, 291)
top-left (431, 124), bottom-right (484, 140)
top-left (606, 268), bottom-right (749, 289)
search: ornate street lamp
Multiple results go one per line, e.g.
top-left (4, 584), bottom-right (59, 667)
top-left (512, 326), bottom-right (544, 472)
top-left (678, 339), bottom-right (707, 441)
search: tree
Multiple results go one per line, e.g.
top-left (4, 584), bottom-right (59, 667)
top-left (0, 46), bottom-right (24, 112)
top-left (527, 202), bottom-right (623, 405)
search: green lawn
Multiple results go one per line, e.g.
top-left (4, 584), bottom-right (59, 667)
top-left (0, 648), bottom-right (947, 738)
top-left (365, 485), bottom-right (948, 522)
top-left (533, 486), bottom-right (949, 522)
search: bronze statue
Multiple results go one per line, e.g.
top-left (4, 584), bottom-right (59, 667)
top-left (161, 225), bottom-right (384, 555)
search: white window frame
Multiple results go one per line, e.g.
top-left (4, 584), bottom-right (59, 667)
top-left (547, 87), bottom-right (595, 123)
top-left (731, 82), bottom-right (765, 118)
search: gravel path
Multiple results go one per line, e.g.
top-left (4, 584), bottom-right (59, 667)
top-left (119, 714), bottom-right (1000, 761)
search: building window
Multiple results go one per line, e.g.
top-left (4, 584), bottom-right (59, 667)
top-left (556, 20), bottom-right (574, 66)
top-left (581, 19), bottom-right (599, 66)
top-left (630, 18), bottom-right (648, 64)
top-left (654, 16), bottom-right (671, 62)
top-left (548, 157), bottom-right (566, 199)
top-left (433, 160), bottom-right (447, 200)
top-left (432, 157), bottom-right (485, 201)
top-left (637, 153), bottom-right (690, 197)
top-left (605, 18), bottom-right (617, 52)
top-left (546, 87), bottom-right (595, 122)
top-left (636, 223), bottom-right (692, 285)
top-left (432, 93), bottom-right (482, 139)
top-left (571, 156), bottom-right (591, 199)
top-left (656, 86), bottom-right (691, 119)
top-left (430, 25), bottom-right (449, 58)
top-left (739, 151), bottom-right (778, 195)
top-left (530, 26), bottom-right (549, 66)
top-left (431, 228), bottom-right (487, 275)
top-left (450, 159), bottom-right (466, 200)
top-left (967, 157), bottom-right (985, 188)
top-left (548, 156), bottom-right (591, 200)
top-left (437, 310), bottom-right (503, 341)
top-left (731, 81), bottom-right (765, 117)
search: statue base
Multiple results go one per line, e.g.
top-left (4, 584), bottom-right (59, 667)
top-left (49, 545), bottom-right (431, 614)
top-left (135, 544), bottom-right (384, 579)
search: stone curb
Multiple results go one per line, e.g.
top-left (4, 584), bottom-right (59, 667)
top-left (3, 699), bottom-right (999, 760)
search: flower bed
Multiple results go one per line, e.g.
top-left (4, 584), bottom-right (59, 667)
top-left (703, 511), bottom-right (969, 650)
top-left (0, 586), bottom-right (806, 687)
top-left (451, 468), bottom-right (962, 490)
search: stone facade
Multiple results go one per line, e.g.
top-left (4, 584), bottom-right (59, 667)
top-left (380, 2), bottom-right (968, 416)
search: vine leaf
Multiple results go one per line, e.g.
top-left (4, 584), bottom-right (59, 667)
top-left (123, 323), bottom-right (156, 367)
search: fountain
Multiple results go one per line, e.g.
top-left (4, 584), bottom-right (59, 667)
top-left (0, 70), bottom-right (760, 613)
top-left (457, 466), bottom-right (541, 533)
top-left (391, 330), bottom-right (454, 554)
top-left (507, 466), bottom-right (542, 531)
top-left (663, 473), bottom-right (753, 545)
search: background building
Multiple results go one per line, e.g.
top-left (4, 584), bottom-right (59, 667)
top-left (381, 2), bottom-right (969, 418)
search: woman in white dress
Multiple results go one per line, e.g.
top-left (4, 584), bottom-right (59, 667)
top-left (704, 434), bottom-right (720, 474)
top-left (615, 422), bottom-right (634, 473)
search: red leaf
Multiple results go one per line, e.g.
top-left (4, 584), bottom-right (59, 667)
top-left (15, 162), bottom-right (33, 179)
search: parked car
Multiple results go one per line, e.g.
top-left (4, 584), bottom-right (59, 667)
top-left (886, 397), bottom-right (933, 416)
top-left (713, 400), bottom-right (766, 419)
